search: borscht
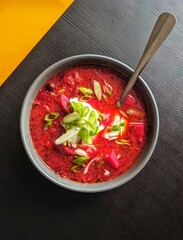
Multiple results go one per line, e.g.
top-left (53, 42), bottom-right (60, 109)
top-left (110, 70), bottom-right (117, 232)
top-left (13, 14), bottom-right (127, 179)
top-left (30, 65), bottom-right (149, 183)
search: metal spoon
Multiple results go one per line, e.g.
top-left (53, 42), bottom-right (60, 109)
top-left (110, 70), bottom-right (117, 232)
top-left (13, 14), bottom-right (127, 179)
top-left (117, 12), bottom-right (176, 107)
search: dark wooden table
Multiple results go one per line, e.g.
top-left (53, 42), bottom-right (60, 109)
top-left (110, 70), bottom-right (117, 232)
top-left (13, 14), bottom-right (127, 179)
top-left (0, 1), bottom-right (183, 239)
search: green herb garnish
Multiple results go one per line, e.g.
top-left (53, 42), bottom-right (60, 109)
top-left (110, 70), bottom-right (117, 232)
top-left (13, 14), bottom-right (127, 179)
top-left (63, 112), bottom-right (80, 123)
top-left (120, 122), bottom-right (125, 127)
top-left (102, 85), bottom-right (113, 96)
top-left (97, 110), bottom-right (103, 121)
top-left (90, 126), bottom-right (99, 136)
top-left (93, 80), bottom-right (102, 100)
top-left (75, 119), bottom-right (87, 127)
top-left (82, 106), bottom-right (90, 117)
top-left (78, 127), bottom-right (92, 144)
top-left (44, 112), bottom-right (60, 129)
top-left (70, 101), bottom-right (84, 115)
top-left (73, 156), bottom-right (89, 165)
top-left (79, 87), bottom-right (93, 95)
top-left (79, 95), bottom-right (93, 102)
top-left (70, 165), bottom-right (83, 173)
top-left (109, 125), bottom-right (121, 131)
top-left (115, 139), bottom-right (130, 145)
top-left (45, 112), bottom-right (59, 121)
top-left (64, 122), bottom-right (74, 130)
top-left (44, 121), bottom-right (52, 129)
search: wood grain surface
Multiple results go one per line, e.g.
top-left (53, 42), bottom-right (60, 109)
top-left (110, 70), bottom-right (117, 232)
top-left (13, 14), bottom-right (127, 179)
top-left (0, 0), bottom-right (183, 239)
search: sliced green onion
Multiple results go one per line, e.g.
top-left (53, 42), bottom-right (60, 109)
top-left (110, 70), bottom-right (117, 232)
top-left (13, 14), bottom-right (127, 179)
top-left (71, 101), bottom-right (84, 114)
top-left (73, 156), bottom-right (89, 165)
top-left (64, 122), bottom-right (74, 130)
top-left (108, 91), bottom-right (113, 96)
top-left (78, 127), bottom-right (92, 144)
top-left (82, 106), bottom-right (90, 117)
top-left (44, 112), bottom-right (60, 121)
top-left (63, 112), bottom-right (80, 123)
top-left (75, 119), bottom-right (87, 126)
top-left (96, 110), bottom-right (103, 121)
top-left (110, 125), bottom-right (121, 131)
top-left (89, 110), bottom-right (97, 123)
top-left (79, 87), bottom-right (93, 95)
top-left (44, 121), bottom-right (52, 130)
top-left (115, 139), bottom-right (130, 145)
top-left (75, 148), bottom-right (87, 156)
top-left (44, 112), bottom-right (60, 129)
top-left (79, 95), bottom-right (93, 102)
top-left (103, 80), bottom-right (113, 96)
top-left (102, 85), bottom-right (112, 96)
top-left (90, 126), bottom-right (99, 136)
top-left (120, 122), bottom-right (125, 127)
top-left (55, 127), bottom-right (79, 145)
top-left (70, 165), bottom-right (83, 173)
top-left (93, 80), bottom-right (102, 100)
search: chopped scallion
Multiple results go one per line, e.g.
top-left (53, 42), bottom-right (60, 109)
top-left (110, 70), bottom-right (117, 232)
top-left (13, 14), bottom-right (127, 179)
top-left (93, 80), bottom-right (102, 100)
top-left (73, 156), bottom-right (89, 165)
top-left (44, 121), bottom-right (52, 130)
top-left (96, 110), bottom-right (103, 121)
top-left (75, 119), bottom-right (87, 126)
top-left (102, 85), bottom-right (113, 96)
top-left (71, 101), bottom-right (84, 115)
top-left (44, 112), bottom-right (60, 129)
top-left (79, 87), bottom-right (93, 95)
top-left (64, 122), bottom-right (74, 130)
top-left (63, 112), bottom-right (80, 123)
top-left (79, 95), bottom-right (93, 102)
top-left (70, 165), bottom-right (83, 173)
top-left (120, 122), bottom-right (125, 127)
top-left (115, 139), bottom-right (130, 145)
top-left (78, 127), bottom-right (92, 144)
top-left (110, 125), bottom-right (121, 131)
top-left (44, 112), bottom-right (60, 121)
top-left (82, 106), bottom-right (90, 117)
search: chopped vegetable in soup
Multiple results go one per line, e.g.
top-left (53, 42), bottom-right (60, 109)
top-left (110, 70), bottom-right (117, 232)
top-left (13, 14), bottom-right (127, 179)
top-left (30, 65), bottom-right (149, 183)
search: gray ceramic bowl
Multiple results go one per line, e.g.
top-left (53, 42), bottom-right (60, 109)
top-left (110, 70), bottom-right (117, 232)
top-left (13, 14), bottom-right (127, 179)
top-left (20, 54), bottom-right (159, 192)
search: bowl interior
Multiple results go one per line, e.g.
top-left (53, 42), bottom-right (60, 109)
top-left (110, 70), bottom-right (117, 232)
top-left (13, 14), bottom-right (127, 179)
top-left (20, 54), bottom-right (159, 192)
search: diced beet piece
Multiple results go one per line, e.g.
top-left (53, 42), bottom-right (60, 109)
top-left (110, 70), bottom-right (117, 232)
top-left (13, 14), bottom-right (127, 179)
top-left (59, 94), bottom-right (70, 112)
top-left (55, 144), bottom-right (76, 155)
top-left (129, 123), bottom-right (144, 142)
top-left (124, 95), bottom-right (135, 107)
top-left (105, 149), bottom-right (119, 168)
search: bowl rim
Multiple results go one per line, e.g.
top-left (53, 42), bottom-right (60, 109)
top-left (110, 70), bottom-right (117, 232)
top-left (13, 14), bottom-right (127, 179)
top-left (20, 54), bottom-right (159, 193)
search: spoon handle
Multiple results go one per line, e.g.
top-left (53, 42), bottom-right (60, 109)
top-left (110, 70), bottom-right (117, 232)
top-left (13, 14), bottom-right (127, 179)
top-left (118, 12), bottom-right (176, 107)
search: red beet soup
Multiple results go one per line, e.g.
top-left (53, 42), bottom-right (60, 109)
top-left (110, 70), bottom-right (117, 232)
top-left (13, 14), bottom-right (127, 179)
top-left (30, 65), bottom-right (149, 183)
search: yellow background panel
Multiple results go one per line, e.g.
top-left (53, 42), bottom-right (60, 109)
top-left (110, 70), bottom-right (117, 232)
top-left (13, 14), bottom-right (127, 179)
top-left (0, 0), bottom-right (74, 86)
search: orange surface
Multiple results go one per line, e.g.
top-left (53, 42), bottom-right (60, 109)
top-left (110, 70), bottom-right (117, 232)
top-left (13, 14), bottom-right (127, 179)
top-left (0, 0), bottom-right (74, 86)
